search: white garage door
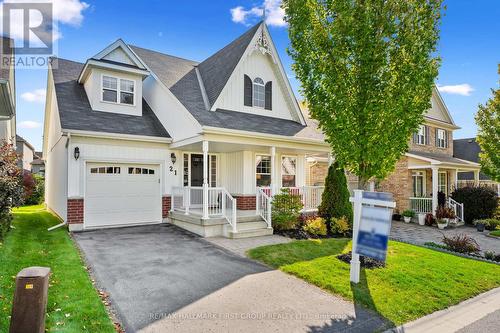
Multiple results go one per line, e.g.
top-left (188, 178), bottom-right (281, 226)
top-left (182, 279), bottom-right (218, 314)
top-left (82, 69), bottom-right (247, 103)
top-left (85, 163), bottom-right (161, 228)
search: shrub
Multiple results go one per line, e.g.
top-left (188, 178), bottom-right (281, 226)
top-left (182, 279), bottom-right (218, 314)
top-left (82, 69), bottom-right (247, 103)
top-left (24, 174), bottom-right (44, 205)
top-left (272, 188), bottom-right (303, 231)
top-left (451, 186), bottom-right (498, 224)
top-left (318, 162), bottom-right (353, 228)
top-left (481, 218), bottom-right (500, 231)
top-left (435, 206), bottom-right (455, 219)
top-left (425, 213), bottom-right (436, 226)
top-left (329, 216), bottom-right (350, 235)
top-left (424, 241), bottom-right (447, 250)
top-left (402, 209), bottom-right (415, 218)
top-left (0, 142), bottom-right (23, 239)
top-left (302, 217), bottom-right (327, 236)
top-left (442, 234), bottom-right (480, 254)
top-left (484, 251), bottom-right (495, 261)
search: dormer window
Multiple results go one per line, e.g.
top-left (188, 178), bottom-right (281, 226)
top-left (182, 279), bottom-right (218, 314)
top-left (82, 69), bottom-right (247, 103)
top-left (253, 77), bottom-right (265, 108)
top-left (102, 75), bottom-right (135, 105)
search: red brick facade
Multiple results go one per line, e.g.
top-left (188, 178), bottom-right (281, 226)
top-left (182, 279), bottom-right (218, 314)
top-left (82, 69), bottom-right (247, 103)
top-left (162, 195), bottom-right (171, 218)
top-left (234, 195), bottom-right (256, 210)
top-left (376, 157), bottom-right (412, 212)
top-left (67, 198), bottom-right (84, 225)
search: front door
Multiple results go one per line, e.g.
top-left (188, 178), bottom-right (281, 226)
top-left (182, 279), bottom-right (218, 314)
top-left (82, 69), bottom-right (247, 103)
top-left (190, 154), bottom-right (204, 186)
top-left (184, 153), bottom-right (217, 187)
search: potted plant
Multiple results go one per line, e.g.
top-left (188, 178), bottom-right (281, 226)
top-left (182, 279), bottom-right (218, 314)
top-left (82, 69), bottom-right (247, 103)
top-left (402, 210), bottom-right (415, 223)
top-left (474, 219), bottom-right (487, 232)
top-left (418, 213), bottom-right (426, 226)
top-left (425, 213), bottom-right (436, 226)
top-left (437, 219), bottom-right (447, 230)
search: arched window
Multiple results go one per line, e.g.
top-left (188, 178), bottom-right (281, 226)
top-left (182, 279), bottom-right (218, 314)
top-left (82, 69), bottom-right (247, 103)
top-left (252, 77), bottom-right (265, 108)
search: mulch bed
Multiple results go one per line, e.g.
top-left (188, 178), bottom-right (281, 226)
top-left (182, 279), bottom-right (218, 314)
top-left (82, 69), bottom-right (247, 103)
top-left (336, 251), bottom-right (386, 269)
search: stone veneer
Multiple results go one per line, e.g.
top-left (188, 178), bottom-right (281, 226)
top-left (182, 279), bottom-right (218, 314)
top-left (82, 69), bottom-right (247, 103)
top-left (306, 161), bottom-right (328, 186)
top-left (162, 195), bottom-right (171, 218)
top-left (377, 157), bottom-right (412, 212)
top-left (234, 195), bottom-right (256, 210)
top-left (67, 198), bottom-right (84, 225)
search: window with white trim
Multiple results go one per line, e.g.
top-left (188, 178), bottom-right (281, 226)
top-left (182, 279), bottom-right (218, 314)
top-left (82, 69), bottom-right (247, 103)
top-left (256, 155), bottom-right (271, 187)
top-left (128, 167), bottom-right (154, 175)
top-left (412, 171), bottom-right (425, 197)
top-left (252, 77), bottom-right (265, 108)
top-left (90, 166), bottom-right (121, 174)
top-left (436, 129), bottom-right (447, 148)
top-left (438, 171), bottom-right (447, 194)
top-left (102, 75), bottom-right (135, 105)
top-left (416, 125), bottom-right (426, 145)
top-left (281, 156), bottom-right (296, 188)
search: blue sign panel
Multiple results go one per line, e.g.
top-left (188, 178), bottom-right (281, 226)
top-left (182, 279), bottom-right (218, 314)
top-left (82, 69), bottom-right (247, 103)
top-left (356, 206), bottom-right (392, 261)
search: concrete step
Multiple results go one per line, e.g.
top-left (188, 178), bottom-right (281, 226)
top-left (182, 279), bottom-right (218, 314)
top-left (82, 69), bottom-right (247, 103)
top-left (236, 220), bottom-right (269, 231)
top-left (228, 227), bottom-right (274, 239)
top-left (169, 211), bottom-right (226, 226)
top-left (237, 214), bottom-right (265, 223)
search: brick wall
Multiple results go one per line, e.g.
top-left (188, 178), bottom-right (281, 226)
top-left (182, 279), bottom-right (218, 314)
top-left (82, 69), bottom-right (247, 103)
top-left (306, 162), bottom-right (328, 186)
top-left (234, 195), bottom-right (256, 210)
top-left (377, 157), bottom-right (412, 212)
top-left (162, 196), bottom-right (171, 218)
top-left (67, 198), bottom-right (84, 225)
top-left (409, 123), bottom-right (454, 156)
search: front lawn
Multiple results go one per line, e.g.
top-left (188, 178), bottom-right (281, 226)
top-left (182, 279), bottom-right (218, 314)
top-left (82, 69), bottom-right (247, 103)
top-left (0, 206), bottom-right (115, 332)
top-left (248, 239), bottom-right (500, 325)
top-left (490, 230), bottom-right (500, 237)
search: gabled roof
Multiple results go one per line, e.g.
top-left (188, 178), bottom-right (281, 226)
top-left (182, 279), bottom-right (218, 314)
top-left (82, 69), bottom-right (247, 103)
top-left (51, 58), bottom-right (170, 138)
top-left (453, 138), bottom-right (481, 163)
top-left (16, 135), bottom-right (35, 151)
top-left (197, 22), bottom-right (261, 107)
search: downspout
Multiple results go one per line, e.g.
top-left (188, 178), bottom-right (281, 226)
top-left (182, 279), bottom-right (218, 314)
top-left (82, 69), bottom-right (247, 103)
top-left (47, 133), bottom-right (70, 231)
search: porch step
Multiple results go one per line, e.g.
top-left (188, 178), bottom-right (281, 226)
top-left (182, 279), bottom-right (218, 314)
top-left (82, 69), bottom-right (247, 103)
top-left (228, 227), bottom-right (274, 239)
top-left (169, 211), bottom-right (226, 226)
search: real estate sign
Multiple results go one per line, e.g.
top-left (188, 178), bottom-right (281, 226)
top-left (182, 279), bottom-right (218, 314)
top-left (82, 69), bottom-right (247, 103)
top-left (356, 205), bottom-right (392, 261)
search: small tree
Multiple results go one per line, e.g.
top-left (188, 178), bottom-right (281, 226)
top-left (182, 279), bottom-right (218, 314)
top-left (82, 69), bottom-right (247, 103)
top-left (451, 186), bottom-right (498, 224)
top-left (0, 141), bottom-right (23, 239)
top-left (318, 162), bottom-right (353, 225)
top-left (284, 0), bottom-right (442, 188)
top-left (475, 65), bottom-right (500, 182)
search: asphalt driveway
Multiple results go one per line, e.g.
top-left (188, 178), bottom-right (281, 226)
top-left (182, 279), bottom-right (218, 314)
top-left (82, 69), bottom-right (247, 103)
top-left (74, 224), bottom-right (390, 333)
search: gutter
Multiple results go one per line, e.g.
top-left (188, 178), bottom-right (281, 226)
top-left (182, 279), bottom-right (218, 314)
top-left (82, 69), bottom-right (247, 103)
top-left (62, 128), bottom-right (172, 143)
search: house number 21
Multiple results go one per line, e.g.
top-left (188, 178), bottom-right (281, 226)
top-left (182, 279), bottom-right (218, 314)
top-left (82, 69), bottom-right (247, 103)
top-left (169, 166), bottom-right (177, 175)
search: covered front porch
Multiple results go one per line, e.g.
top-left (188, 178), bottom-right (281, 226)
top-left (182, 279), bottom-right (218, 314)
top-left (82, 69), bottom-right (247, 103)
top-left (406, 152), bottom-right (481, 221)
top-left (167, 131), bottom-right (330, 237)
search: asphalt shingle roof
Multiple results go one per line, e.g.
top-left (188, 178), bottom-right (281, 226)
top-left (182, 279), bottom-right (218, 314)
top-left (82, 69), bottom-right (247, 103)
top-left (407, 150), bottom-right (478, 166)
top-left (453, 138), bottom-right (491, 181)
top-left (51, 58), bottom-right (170, 138)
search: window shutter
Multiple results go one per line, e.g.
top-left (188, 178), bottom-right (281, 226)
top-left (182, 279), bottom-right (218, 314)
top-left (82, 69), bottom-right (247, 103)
top-left (435, 128), bottom-right (438, 146)
top-left (244, 75), bottom-right (252, 106)
top-left (445, 130), bottom-right (449, 148)
top-left (425, 126), bottom-right (430, 145)
top-left (265, 81), bottom-right (272, 110)
top-left (412, 132), bottom-right (417, 144)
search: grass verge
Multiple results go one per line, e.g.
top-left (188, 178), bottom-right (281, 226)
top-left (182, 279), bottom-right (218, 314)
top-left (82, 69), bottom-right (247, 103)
top-left (490, 230), bottom-right (500, 237)
top-left (248, 238), bottom-right (500, 325)
top-left (0, 205), bottom-right (115, 332)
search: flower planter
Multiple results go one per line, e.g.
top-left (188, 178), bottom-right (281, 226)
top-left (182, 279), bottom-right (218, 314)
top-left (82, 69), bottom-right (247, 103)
top-left (418, 214), bottom-right (426, 226)
top-left (403, 216), bottom-right (411, 223)
top-left (437, 223), bottom-right (447, 230)
top-left (476, 223), bottom-right (485, 232)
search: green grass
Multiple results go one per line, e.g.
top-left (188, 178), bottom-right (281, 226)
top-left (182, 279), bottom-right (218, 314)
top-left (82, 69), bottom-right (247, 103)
top-left (490, 230), bottom-right (500, 237)
top-left (0, 206), bottom-right (115, 333)
top-left (248, 238), bottom-right (500, 325)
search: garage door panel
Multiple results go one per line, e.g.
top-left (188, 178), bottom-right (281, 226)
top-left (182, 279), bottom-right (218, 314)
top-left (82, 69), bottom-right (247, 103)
top-left (85, 163), bottom-right (161, 228)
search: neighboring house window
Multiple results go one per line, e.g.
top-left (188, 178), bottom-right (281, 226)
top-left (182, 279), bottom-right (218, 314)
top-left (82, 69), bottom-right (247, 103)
top-left (256, 155), bottom-right (271, 187)
top-left (281, 156), bottom-right (297, 188)
top-left (438, 171), bottom-right (447, 195)
top-left (102, 75), bottom-right (135, 105)
top-left (90, 166), bottom-right (121, 174)
top-left (412, 171), bottom-right (425, 197)
top-left (415, 125), bottom-right (426, 145)
top-left (436, 128), bottom-right (447, 148)
top-left (253, 77), bottom-right (265, 108)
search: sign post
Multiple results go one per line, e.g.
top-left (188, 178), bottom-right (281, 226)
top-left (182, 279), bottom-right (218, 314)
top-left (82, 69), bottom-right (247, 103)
top-left (349, 190), bottom-right (396, 284)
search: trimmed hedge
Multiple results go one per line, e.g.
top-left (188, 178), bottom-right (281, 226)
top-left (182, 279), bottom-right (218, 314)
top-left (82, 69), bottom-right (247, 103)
top-left (451, 186), bottom-right (498, 224)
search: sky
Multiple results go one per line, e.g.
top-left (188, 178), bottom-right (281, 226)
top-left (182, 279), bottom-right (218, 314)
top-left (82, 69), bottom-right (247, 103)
top-left (8, 0), bottom-right (500, 151)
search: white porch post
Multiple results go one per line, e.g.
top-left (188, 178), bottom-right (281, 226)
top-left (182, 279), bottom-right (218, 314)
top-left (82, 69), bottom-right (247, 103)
top-left (473, 169), bottom-right (480, 186)
top-left (454, 168), bottom-right (459, 191)
top-left (202, 140), bottom-right (209, 219)
top-left (328, 152), bottom-right (333, 166)
top-left (432, 166), bottom-right (439, 214)
top-left (270, 146), bottom-right (276, 196)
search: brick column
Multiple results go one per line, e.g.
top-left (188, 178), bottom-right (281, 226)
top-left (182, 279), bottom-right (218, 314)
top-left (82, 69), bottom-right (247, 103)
top-left (234, 195), bottom-right (256, 210)
top-left (67, 198), bottom-right (84, 225)
top-left (162, 195), bottom-right (171, 218)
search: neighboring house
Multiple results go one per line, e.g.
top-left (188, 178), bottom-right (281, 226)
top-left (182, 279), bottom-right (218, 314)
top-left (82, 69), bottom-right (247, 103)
top-left (16, 135), bottom-right (36, 171)
top-left (43, 22), bottom-right (329, 236)
top-left (0, 37), bottom-right (16, 144)
top-left (453, 138), bottom-right (499, 194)
top-left (377, 88), bottom-right (481, 216)
top-left (31, 151), bottom-right (45, 176)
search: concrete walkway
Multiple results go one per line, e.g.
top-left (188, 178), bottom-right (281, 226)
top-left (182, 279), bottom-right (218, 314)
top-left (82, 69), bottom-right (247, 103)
top-left (389, 287), bottom-right (500, 333)
top-left (391, 221), bottom-right (500, 254)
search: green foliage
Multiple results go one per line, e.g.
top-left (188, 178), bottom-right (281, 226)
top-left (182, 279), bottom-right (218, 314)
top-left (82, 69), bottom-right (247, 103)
top-left (402, 210), bottom-right (415, 218)
top-left (24, 174), bottom-right (45, 205)
top-left (475, 218), bottom-right (500, 231)
top-left (318, 163), bottom-right (353, 226)
top-left (475, 66), bottom-right (500, 182)
top-left (329, 216), bottom-right (350, 235)
top-left (451, 186), bottom-right (498, 224)
top-left (272, 188), bottom-right (303, 231)
top-left (283, 0), bottom-right (442, 187)
top-left (0, 142), bottom-right (23, 239)
top-left (302, 216), bottom-right (327, 236)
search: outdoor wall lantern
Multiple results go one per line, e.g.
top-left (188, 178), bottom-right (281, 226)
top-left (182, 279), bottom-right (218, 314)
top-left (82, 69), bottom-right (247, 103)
top-left (74, 147), bottom-right (80, 160)
top-left (170, 152), bottom-right (177, 164)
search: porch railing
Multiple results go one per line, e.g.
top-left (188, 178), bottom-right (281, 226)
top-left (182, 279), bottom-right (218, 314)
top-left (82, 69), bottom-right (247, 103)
top-left (448, 197), bottom-right (464, 222)
top-left (409, 197), bottom-right (433, 214)
top-left (256, 188), bottom-right (272, 228)
top-left (259, 186), bottom-right (324, 212)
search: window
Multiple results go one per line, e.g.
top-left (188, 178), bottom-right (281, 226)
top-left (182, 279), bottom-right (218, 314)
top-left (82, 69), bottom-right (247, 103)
top-left (252, 77), bottom-right (265, 108)
top-left (438, 171), bottom-right (447, 195)
top-left (281, 156), bottom-right (296, 188)
top-left (416, 125), bottom-right (426, 145)
top-left (90, 166), bottom-right (120, 174)
top-left (436, 129), bottom-right (447, 148)
top-left (412, 171), bottom-right (425, 197)
top-left (128, 167), bottom-right (154, 175)
top-left (102, 75), bottom-right (135, 105)
top-left (256, 155), bottom-right (271, 187)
